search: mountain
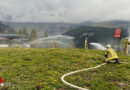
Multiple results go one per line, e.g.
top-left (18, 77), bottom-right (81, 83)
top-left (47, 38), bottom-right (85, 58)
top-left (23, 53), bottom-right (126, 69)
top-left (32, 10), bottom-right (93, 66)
top-left (3, 22), bottom-right (78, 37)
top-left (2, 20), bottom-right (130, 38)
top-left (3, 21), bottom-right (93, 38)
top-left (82, 20), bottom-right (130, 28)
top-left (0, 22), bottom-right (14, 34)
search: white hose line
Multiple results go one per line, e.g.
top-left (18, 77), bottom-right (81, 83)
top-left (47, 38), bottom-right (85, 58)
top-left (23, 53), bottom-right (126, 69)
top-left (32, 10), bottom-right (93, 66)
top-left (61, 63), bottom-right (106, 90)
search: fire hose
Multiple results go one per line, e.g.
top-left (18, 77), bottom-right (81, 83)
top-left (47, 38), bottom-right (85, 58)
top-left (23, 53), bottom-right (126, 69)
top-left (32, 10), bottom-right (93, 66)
top-left (61, 63), bottom-right (106, 90)
top-left (61, 61), bottom-right (127, 90)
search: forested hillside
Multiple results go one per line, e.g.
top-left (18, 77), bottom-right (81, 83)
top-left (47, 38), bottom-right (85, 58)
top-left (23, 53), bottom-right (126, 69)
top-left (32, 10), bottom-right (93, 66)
top-left (0, 23), bottom-right (14, 34)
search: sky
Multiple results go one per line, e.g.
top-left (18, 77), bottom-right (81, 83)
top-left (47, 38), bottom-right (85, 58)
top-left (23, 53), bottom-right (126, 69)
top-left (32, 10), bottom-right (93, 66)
top-left (0, 0), bottom-right (130, 23)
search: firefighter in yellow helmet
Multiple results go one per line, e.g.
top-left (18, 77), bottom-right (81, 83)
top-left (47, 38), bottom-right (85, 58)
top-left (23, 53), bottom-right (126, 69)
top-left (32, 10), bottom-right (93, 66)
top-left (105, 44), bottom-right (119, 63)
top-left (124, 38), bottom-right (130, 54)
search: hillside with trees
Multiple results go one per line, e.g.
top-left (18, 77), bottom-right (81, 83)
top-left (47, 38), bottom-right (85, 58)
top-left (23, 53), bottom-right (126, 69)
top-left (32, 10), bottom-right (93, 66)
top-left (0, 23), bottom-right (15, 34)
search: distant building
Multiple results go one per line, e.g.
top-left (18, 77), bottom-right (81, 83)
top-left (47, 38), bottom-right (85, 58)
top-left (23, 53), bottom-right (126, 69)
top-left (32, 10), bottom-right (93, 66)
top-left (0, 34), bottom-right (24, 48)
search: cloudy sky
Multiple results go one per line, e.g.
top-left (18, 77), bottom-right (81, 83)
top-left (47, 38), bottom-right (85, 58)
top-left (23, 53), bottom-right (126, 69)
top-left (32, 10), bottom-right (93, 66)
top-left (0, 0), bottom-right (130, 23)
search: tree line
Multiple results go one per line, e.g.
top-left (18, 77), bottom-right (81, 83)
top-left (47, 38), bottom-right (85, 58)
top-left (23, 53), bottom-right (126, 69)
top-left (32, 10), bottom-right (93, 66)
top-left (14, 27), bottom-right (49, 41)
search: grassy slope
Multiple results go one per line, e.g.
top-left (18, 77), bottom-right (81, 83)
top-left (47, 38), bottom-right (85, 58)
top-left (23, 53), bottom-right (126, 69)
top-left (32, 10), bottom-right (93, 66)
top-left (0, 48), bottom-right (129, 90)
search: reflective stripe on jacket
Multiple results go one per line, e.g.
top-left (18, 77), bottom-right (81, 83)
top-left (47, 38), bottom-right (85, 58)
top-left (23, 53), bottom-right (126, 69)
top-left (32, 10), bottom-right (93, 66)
top-left (106, 48), bottom-right (118, 61)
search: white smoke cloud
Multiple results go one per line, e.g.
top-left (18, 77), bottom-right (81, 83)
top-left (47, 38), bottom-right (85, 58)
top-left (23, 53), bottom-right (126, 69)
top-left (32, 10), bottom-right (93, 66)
top-left (0, 0), bottom-right (130, 23)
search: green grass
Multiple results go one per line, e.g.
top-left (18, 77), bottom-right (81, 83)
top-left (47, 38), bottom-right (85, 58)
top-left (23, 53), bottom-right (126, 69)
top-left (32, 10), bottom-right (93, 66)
top-left (0, 48), bottom-right (129, 90)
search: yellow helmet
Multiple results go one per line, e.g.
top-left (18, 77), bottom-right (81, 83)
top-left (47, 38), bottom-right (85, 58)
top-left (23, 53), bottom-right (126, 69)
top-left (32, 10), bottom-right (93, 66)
top-left (106, 44), bottom-right (111, 48)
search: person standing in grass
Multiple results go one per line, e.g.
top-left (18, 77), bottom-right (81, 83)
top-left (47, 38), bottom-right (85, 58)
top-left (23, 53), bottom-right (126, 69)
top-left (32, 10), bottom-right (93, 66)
top-left (52, 42), bottom-right (56, 48)
top-left (124, 38), bottom-right (130, 54)
top-left (105, 44), bottom-right (119, 64)
top-left (84, 38), bottom-right (88, 49)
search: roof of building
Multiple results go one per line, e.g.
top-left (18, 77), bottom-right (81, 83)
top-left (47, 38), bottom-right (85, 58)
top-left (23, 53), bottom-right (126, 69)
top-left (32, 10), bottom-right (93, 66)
top-left (0, 34), bottom-right (24, 38)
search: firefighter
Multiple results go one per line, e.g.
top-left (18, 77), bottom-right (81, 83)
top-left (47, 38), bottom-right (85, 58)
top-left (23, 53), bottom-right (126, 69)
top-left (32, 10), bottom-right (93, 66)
top-left (16, 44), bottom-right (19, 48)
top-left (52, 42), bottom-right (56, 48)
top-left (105, 44), bottom-right (119, 63)
top-left (84, 38), bottom-right (88, 49)
top-left (124, 38), bottom-right (130, 54)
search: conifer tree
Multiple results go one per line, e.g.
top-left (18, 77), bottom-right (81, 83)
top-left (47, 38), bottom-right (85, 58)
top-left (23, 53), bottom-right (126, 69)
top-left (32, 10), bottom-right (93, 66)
top-left (30, 28), bottom-right (37, 41)
top-left (44, 32), bottom-right (48, 37)
top-left (18, 29), bottom-right (22, 34)
top-left (23, 27), bottom-right (29, 38)
top-left (14, 30), bottom-right (17, 34)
